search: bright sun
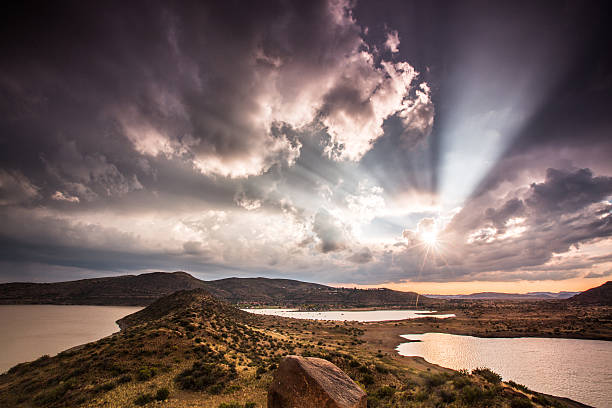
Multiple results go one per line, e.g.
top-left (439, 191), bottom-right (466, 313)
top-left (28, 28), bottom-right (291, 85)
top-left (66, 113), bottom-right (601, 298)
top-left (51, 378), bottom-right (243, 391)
top-left (421, 230), bottom-right (438, 247)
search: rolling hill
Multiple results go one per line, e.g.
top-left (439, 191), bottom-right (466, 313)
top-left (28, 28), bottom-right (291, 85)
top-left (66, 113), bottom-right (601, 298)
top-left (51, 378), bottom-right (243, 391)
top-left (0, 272), bottom-right (207, 306)
top-left (569, 281), bottom-right (612, 305)
top-left (0, 288), bottom-right (589, 408)
top-left (0, 271), bottom-right (434, 307)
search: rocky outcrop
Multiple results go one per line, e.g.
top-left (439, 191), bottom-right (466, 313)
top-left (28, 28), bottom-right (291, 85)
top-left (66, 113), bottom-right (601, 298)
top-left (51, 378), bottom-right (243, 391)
top-left (267, 355), bottom-right (367, 408)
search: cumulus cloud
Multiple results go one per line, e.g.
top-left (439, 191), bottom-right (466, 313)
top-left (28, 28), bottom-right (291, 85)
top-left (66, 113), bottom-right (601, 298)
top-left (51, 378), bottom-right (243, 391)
top-left (51, 191), bottom-right (80, 203)
top-left (385, 30), bottom-right (400, 53)
top-left (313, 209), bottom-right (351, 253)
top-left (435, 167), bottom-right (612, 280)
top-left (347, 247), bottom-right (373, 263)
top-left (0, 0), bottom-right (432, 182)
top-left (1, 0), bottom-right (611, 286)
top-left (526, 168), bottom-right (612, 215)
top-left (320, 59), bottom-right (431, 161)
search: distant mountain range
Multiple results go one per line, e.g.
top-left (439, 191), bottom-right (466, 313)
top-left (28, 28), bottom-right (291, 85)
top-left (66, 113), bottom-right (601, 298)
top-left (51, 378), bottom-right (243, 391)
top-left (0, 271), bottom-right (433, 307)
top-left (425, 291), bottom-right (581, 300)
top-left (2, 271), bottom-right (608, 307)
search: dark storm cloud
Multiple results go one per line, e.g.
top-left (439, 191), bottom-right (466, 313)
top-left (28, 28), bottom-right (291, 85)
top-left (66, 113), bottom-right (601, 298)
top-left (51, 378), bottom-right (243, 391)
top-left (526, 168), bottom-right (612, 215)
top-left (1, 0), bottom-right (611, 285)
top-left (484, 198), bottom-right (525, 234)
top-left (427, 167), bottom-right (612, 282)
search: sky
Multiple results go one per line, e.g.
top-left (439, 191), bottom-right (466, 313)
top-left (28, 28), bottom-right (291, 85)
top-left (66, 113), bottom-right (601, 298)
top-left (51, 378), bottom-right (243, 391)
top-left (1, 0), bottom-right (611, 294)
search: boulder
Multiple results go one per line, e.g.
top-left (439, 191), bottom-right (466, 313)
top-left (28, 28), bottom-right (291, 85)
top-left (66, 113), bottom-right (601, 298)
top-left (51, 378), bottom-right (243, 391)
top-left (267, 355), bottom-right (367, 408)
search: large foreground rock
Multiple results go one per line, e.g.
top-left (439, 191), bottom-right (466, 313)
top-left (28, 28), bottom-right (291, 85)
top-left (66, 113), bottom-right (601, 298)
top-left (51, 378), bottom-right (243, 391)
top-left (268, 355), bottom-right (367, 408)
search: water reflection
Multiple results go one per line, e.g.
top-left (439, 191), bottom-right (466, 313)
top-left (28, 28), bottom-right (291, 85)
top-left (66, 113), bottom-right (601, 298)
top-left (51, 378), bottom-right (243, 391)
top-left (0, 305), bottom-right (141, 373)
top-left (242, 308), bottom-right (455, 322)
top-left (396, 333), bottom-right (612, 408)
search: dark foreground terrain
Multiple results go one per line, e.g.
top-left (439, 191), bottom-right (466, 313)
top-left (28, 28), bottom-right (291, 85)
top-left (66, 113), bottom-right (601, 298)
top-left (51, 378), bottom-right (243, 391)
top-left (0, 289), bottom-right (594, 408)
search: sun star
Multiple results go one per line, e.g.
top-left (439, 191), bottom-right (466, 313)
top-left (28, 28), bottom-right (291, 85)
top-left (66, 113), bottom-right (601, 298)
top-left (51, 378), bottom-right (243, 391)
top-left (421, 230), bottom-right (439, 247)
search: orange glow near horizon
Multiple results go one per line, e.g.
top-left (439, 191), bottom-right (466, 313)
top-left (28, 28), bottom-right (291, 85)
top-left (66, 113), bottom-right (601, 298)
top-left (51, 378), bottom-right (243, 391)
top-left (330, 277), bottom-right (610, 295)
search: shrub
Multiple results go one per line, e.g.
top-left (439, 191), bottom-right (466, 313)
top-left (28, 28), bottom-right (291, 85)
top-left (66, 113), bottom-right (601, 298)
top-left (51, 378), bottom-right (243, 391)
top-left (439, 389), bottom-right (456, 403)
top-left (374, 364), bottom-right (389, 374)
top-left (155, 387), bottom-right (170, 401)
top-left (374, 386), bottom-right (396, 398)
top-left (361, 373), bottom-right (374, 385)
top-left (218, 402), bottom-right (242, 408)
top-left (531, 394), bottom-right (552, 406)
top-left (176, 362), bottom-right (236, 392)
top-left (244, 403), bottom-right (256, 408)
top-left (472, 367), bottom-right (502, 384)
top-left (117, 374), bottom-right (132, 384)
top-left (136, 367), bottom-right (156, 381)
top-left (461, 385), bottom-right (484, 404)
top-left (508, 380), bottom-right (531, 393)
top-left (33, 379), bottom-right (76, 405)
top-left (94, 381), bottom-right (116, 393)
top-left (511, 397), bottom-right (534, 408)
top-left (452, 374), bottom-right (471, 389)
top-left (414, 390), bottom-right (428, 402)
top-left (425, 373), bottom-right (448, 388)
top-left (134, 393), bottom-right (153, 406)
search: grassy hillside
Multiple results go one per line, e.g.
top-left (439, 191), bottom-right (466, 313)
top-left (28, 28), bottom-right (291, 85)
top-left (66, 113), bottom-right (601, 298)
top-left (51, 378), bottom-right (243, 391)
top-left (0, 289), bottom-right (586, 408)
top-left (0, 272), bottom-right (435, 308)
top-left (569, 281), bottom-right (612, 305)
top-left (204, 276), bottom-right (432, 307)
top-left (0, 272), bottom-right (206, 306)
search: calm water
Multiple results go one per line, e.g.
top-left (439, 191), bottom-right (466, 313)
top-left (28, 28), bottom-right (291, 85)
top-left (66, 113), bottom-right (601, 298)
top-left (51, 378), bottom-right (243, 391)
top-left (242, 308), bottom-right (455, 321)
top-left (0, 305), bottom-right (141, 373)
top-left (397, 333), bottom-right (612, 408)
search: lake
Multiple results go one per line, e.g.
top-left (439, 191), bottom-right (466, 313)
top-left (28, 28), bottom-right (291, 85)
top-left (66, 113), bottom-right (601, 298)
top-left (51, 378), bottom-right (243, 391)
top-left (0, 305), bottom-right (141, 373)
top-left (396, 333), bottom-right (612, 408)
top-left (242, 308), bottom-right (455, 321)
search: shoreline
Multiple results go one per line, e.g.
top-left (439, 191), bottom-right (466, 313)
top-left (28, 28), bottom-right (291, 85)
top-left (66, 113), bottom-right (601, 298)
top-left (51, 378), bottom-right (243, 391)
top-left (2, 300), bottom-right (604, 408)
top-left (4, 301), bottom-right (611, 341)
top-left (359, 327), bottom-right (597, 408)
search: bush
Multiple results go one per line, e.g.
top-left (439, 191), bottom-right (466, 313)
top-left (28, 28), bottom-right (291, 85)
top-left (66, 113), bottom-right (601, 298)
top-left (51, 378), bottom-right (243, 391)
top-left (461, 385), bottom-right (484, 404)
top-left (94, 381), bottom-right (116, 393)
top-left (439, 389), bottom-right (456, 403)
top-left (414, 390), bottom-right (428, 402)
top-left (508, 380), bottom-right (531, 393)
top-left (425, 373), bottom-right (449, 388)
top-left (511, 397), bottom-right (534, 408)
top-left (472, 367), bottom-right (502, 384)
top-left (361, 373), bottom-right (374, 385)
top-left (531, 394), bottom-right (553, 406)
top-left (374, 364), bottom-right (389, 374)
top-left (374, 386), bottom-right (396, 398)
top-left (176, 362), bottom-right (236, 392)
top-left (134, 393), bottom-right (153, 406)
top-left (33, 379), bottom-right (76, 405)
top-left (452, 374), bottom-right (471, 389)
top-left (136, 367), bottom-right (157, 381)
top-left (117, 374), bottom-right (132, 384)
top-left (218, 403), bottom-right (242, 408)
top-left (155, 387), bottom-right (170, 401)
